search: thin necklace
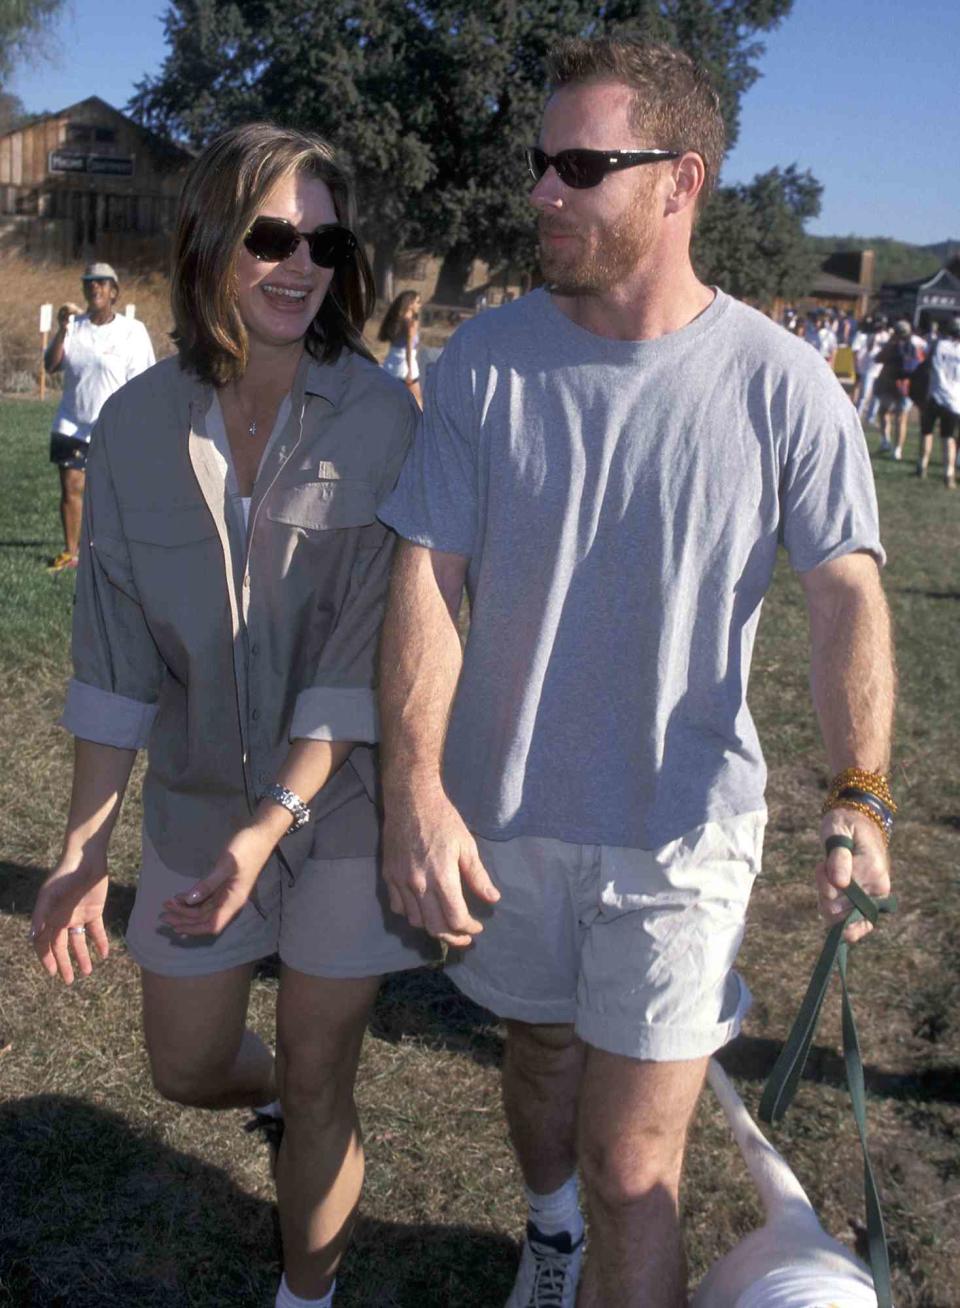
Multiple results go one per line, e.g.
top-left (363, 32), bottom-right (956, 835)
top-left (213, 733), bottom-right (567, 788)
top-left (231, 385), bottom-right (259, 438)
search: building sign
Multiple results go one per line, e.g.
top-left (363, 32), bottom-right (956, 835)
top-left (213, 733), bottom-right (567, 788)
top-left (88, 155), bottom-right (135, 176)
top-left (49, 151), bottom-right (135, 176)
top-left (49, 151), bottom-right (86, 173)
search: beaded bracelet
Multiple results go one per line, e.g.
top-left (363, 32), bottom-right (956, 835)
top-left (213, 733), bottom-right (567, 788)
top-left (822, 767), bottom-right (896, 844)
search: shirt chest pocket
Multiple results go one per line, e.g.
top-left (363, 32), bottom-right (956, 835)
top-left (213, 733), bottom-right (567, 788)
top-left (124, 503), bottom-right (220, 547)
top-left (267, 480), bottom-right (377, 532)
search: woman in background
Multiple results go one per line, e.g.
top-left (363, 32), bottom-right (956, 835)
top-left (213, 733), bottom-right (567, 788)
top-left (30, 124), bottom-right (431, 1308)
top-left (44, 262), bottom-right (155, 572)
top-left (378, 289), bottom-right (422, 406)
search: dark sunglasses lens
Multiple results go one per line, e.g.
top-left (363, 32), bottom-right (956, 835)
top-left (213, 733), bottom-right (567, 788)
top-left (527, 147), bottom-right (549, 181)
top-left (307, 226), bottom-right (357, 268)
top-left (556, 151), bottom-right (605, 189)
top-left (244, 219), bottom-right (299, 262)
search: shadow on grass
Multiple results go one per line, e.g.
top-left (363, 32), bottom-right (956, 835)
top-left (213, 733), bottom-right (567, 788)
top-left (0, 860), bottom-right (136, 936)
top-left (0, 1096), bottom-right (519, 1308)
top-left (370, 967), bottom-right (505, 1068)
top-left (892, 587), bottom-right (960, 601)
top-left (719, 1035), bottom-right (960, 1105)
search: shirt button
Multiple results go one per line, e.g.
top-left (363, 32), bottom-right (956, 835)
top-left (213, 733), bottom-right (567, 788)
top-left (251, 708), bottom-right (260, 721)
top-left (251, 642), bottom-right (260, 655)
top-left (243, 574), bottom-right (251, 589)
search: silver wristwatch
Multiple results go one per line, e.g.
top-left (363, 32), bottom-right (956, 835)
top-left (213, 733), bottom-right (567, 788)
top-left (262, 783), bottom-right (311, 832)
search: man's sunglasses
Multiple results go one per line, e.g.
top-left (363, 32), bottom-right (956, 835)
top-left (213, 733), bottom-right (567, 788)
top-left (243, 217), bottom-right (358, 268)
top-left (526, 146), bottom-right (681, 190)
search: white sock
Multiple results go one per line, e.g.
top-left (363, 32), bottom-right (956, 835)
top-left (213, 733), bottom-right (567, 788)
top-left (525, 1174), bottom-right (584, 1241)
top-left (254, 1099), bottom-right (283, 1118)
top-left (275, 1273), bottom-right (335, 1308)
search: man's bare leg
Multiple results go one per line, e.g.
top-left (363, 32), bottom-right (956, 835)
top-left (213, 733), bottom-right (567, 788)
top-left (502, 1020), bottom-right (584, 1193)
top-left (576, 1050), bottom-right (709, 1308)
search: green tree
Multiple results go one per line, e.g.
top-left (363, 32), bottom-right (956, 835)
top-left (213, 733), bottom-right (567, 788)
top-left (132, 0), bottom-right (794, 300)
top-left (0, 0), bottom-right (64, 84)
top-left (693, 164), bottom-right (822, 303)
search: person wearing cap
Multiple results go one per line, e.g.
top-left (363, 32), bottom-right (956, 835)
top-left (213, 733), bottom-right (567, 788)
top-left (917, 316), bottom-right (960, 487)
top-left (873, 318), bottom-right (925, 459)
top-left (44, 262), bottom-right (155, 573)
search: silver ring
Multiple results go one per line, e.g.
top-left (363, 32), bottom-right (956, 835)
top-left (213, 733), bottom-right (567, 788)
top-left (27, 927), bottom-right (37, 941)
top-left (67, 926), bottom-right (87, 936)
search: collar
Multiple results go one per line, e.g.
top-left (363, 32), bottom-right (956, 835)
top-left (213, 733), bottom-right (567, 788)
top-left (302, 347), bottom-right (352, 409)
top-left (180, 344), bottom-right (353, 423)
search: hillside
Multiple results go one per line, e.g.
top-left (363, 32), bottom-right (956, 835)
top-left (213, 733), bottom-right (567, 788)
top-left (808, 234), bottom-right (957, 288)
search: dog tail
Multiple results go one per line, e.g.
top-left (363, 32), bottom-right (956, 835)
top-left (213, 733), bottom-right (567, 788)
top-left (706, 1059), bottom-right (819, 1224)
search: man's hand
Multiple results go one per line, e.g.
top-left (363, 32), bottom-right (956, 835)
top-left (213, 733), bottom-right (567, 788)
top-left (816, 807), bottom-right (892, 944)
top-left (382, 787), bottom-right (500, 948)
top-left (160, 824), bottom-right (278, 937)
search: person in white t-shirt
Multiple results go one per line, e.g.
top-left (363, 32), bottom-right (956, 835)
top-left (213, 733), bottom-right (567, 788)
top-left (43, 262), bottom-right (155, 572)
top-left (918, 316), bottom-right (960, 486)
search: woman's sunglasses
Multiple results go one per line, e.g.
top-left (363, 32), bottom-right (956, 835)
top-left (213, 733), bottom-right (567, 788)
top-left (243, 217), bottom-right (358, 268)
top-left (526, 146), bottom-right (681, 190)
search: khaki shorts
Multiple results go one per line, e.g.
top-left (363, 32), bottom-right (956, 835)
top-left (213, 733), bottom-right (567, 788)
top-left (446, 811), bottom-right (765, 1061)
top-left (125, 828), bottom-right (438, 978)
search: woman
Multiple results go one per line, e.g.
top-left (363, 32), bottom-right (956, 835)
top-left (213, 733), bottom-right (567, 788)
top-left (378, 289), bottom-right (422, 406)
top-left (30, 124), bottom-right (432, 1308)
top-left (44, 262), bottom-right (155, 572)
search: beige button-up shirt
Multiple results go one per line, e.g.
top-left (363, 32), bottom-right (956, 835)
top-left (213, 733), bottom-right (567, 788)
top-left (62, 349), bottom-right (417, 879)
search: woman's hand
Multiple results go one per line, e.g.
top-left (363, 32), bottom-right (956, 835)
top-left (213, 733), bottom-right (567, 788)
top-left (57, 302), bottom-right (83, 329)
top-left (32, 858), bottom-right (111, 985)
top-left (160, 823), bottom-right (281, 937)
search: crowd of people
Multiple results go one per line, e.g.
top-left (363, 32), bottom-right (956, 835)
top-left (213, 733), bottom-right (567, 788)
top-left (782, 305), bottom-right (959, 487)
top-left (28, 34), bottom-right (898, 1308)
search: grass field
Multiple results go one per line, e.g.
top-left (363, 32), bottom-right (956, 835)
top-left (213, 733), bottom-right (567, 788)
top-left (0, 397), bottom-right (957, 1307)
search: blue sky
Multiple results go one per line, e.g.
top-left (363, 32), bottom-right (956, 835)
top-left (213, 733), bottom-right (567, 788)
top-left (8, 0), bottom-right (959, 245)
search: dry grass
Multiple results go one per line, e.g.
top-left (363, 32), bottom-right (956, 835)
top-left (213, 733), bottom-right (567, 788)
top-left (0, 256), bottom-right (176, 391)
top-left (0, 399), bottom-right (958, 1306)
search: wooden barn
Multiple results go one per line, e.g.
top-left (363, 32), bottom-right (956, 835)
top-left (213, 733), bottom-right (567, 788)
top-left (0, 96), bottom-right (191, 267)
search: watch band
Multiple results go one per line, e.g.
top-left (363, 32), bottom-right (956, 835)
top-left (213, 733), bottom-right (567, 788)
top-left (262, 783), bottom-right (310, 832)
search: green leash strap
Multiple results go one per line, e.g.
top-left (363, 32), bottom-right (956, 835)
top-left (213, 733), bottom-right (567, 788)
top-left (758, 881), bottom-right (897, 1308)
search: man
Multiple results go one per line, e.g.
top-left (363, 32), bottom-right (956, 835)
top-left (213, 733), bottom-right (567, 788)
top-left (44, 262), bottom-right (155, 572)
top-left (917, 315), bottom-right (960, 485)
top-left (378, 36), bottom-right (894, 1308)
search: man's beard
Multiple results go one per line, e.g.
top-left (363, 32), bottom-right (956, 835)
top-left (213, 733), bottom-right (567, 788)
top-left (538, 190), bottom-right (657, 295)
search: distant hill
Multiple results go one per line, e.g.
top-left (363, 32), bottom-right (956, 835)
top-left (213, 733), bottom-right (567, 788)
top-left (808, 235), bottom-right (958, 288)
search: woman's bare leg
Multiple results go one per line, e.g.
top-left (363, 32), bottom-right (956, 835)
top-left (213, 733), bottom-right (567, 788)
top-left (275, 967), bottom-right (381, 1298)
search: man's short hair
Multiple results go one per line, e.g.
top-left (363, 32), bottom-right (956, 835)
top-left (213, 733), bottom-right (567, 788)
top-left (545, 36), bottom-right (726, 203)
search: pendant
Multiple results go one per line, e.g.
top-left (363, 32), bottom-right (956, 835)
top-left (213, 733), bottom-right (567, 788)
top-left (248, 421), bottom-right (257, 438)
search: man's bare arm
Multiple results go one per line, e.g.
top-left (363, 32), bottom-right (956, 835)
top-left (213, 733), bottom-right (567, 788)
top-left (800, 550), bottom-right (895, 942)
top-left (379, 541), bottom-right (499, 946)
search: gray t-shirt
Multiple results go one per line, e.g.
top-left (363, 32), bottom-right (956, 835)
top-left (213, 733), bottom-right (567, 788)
top-left (380, 289), bottom-right (883, 849)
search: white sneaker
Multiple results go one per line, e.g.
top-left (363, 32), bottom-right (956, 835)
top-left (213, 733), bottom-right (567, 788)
top-left (505, 1222), bottom-right (584, 1308)
top-left (892, 447), bottom-right (902, 460)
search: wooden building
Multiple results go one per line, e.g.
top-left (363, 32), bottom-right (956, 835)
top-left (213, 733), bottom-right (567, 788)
top-left (0, 96), bottom-right (191, 267)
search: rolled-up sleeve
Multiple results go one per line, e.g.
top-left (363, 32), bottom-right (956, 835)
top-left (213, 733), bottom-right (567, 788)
top-left (61, 415), bottom-right (164, 748)
top-left (290, 392), bottom-right (418, 745)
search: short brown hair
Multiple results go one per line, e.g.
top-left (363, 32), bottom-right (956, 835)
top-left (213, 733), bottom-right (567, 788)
top-left (546, 36), bottom-right (726, 203)
top-left (171, 123), bottom-right (376, 386)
